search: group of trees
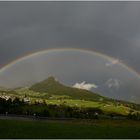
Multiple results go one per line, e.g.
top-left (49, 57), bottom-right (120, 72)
top-left (0, 97), bottom-right (140, 120)
top-left (127, 110), bottom-right (140, 120)
top-left (0, 97), bottom-right (102, 119)
top-left (18, 104), bottom-right (103, 119)
top-left (0, 97), bottom-right (24, 114)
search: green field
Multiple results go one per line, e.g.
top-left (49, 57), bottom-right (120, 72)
top-left (0, 119), bottom-right (140, 138)
top-left (46, 99), bottom-right (132, 115)
top-left (1, 89), bottom-right (139, 116)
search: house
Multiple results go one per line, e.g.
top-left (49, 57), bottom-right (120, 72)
top-left (23, 97), bottom-right (30, 103)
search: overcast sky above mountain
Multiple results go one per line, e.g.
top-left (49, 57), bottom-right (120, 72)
top-left (0, 2), bottom-right (140, 103)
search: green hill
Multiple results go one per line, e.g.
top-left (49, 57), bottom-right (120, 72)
top-left (0, 76), bottom-right (140, 116)
top-left (30, 76), bottom-right (105, 101)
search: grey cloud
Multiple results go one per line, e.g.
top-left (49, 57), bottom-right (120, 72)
top-left (105, 78), bottom-right (120, 89)
top-left (0, 2), bottom-right (140, 103)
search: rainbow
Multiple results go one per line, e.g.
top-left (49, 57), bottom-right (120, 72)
top-left (0, 48), bottom-right (140, 78)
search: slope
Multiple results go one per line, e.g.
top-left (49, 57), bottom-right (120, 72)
top-left (30, 76), bottom-right (105, 101)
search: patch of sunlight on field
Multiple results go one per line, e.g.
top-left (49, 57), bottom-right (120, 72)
top-left (46, 99), bottom-right (131, 115)
top-left (101, 105), bottom-right (131, 115)
top-left (47, 99), bottom-right (102, 108)
top-left (16, 88), bottom-right (49, 98)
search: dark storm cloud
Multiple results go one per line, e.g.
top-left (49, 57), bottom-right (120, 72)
top-left (0, 1), bottom-right (140, 103)
top-left (0, 1), bottom-right (140, 72)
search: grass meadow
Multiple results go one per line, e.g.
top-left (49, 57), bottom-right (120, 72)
top-left (0, 119), bottom-right (140, 139)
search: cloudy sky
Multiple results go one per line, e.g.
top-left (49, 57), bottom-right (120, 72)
top-left (0, 1), bottom-right (140, 103)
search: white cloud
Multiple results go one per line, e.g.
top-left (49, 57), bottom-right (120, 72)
top-left (105, 59), bottom-right (120, 67)
top-left (105, 78), bottom-right (120, 89)
top-left (73, 81), bottom-right (98, 91)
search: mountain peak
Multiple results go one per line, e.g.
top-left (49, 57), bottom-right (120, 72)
top-left (47, 76), bottom-right (57, 82)
top-left (30, 76), bottom-right (61, 93)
